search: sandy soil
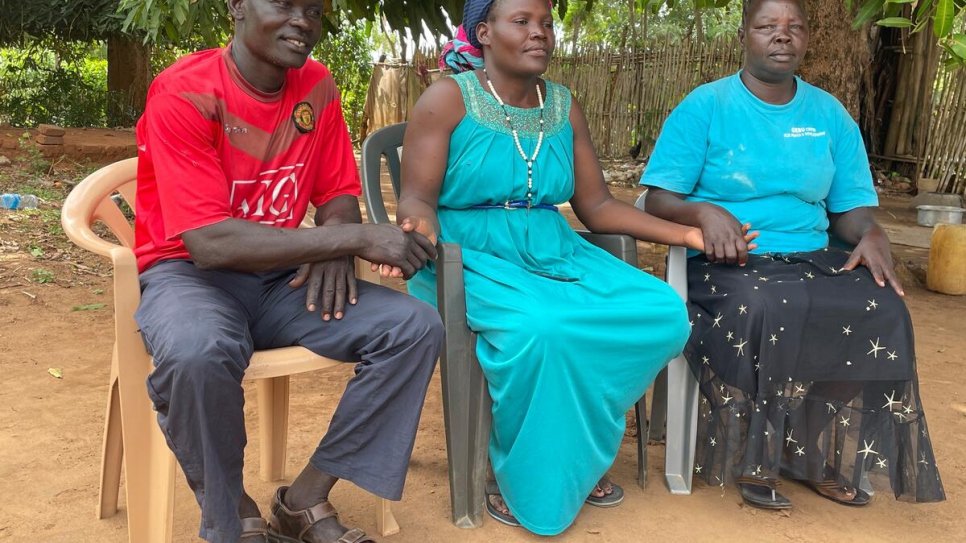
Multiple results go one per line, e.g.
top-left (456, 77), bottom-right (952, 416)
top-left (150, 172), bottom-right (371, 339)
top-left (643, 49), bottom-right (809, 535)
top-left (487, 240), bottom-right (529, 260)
top-left (0, 141), bottom-right (963, 542)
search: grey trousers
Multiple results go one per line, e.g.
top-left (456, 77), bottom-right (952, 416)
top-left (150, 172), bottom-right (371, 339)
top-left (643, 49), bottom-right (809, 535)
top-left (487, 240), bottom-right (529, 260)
top-left (134, 260), bottom-right (443, 543)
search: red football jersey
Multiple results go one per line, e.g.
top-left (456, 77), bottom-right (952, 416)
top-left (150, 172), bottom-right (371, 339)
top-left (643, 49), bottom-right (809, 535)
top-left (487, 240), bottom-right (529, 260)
top-left (134, 46), bottom-right (361, 272)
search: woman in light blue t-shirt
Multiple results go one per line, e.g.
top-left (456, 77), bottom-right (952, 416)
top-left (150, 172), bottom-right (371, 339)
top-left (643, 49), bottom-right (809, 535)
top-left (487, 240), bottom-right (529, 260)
top-left (642, 0), bottom-right (944, 511)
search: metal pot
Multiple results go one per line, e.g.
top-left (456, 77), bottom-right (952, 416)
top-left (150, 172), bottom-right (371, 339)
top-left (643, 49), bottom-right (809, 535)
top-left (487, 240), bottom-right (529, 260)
top-left (917, 205), bottom-right (965, 227)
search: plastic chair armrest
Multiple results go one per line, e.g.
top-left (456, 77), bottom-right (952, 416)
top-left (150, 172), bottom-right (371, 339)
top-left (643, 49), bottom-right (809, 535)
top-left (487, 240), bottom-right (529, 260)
top-left (576, 231), bottom-right (639, 266)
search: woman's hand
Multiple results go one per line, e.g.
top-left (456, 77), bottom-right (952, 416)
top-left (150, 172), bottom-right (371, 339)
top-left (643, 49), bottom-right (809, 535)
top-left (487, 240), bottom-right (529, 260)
top-left (372, 216), bottom-right (439, 279)
top-left (400, 216), bottom-right (438, 244)
top-left (684, 223), bottom-right (759, 256)
top-left (840, 227), bottom-right (904, 296)
top-left (695, 204), bottom-right (756, 266)
top-left (683, 227), bottom-right (704, 252)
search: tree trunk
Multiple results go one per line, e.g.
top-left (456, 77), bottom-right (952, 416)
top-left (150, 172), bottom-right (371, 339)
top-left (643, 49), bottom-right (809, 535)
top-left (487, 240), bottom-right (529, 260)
top-left (694, 9), bottom-right (705, 43)
top-left (107, 35), bottom-right (151, 127)
top-left (641, 7), bottom-right (648, 41)
top-left (881, 22), bottom-right (940, 160)
top-left (570, 13), bottom-right (582, 52)
top-left (798, 0), bottom-right (870, 119)
top-left (628, 0), bottom-right (637, 45)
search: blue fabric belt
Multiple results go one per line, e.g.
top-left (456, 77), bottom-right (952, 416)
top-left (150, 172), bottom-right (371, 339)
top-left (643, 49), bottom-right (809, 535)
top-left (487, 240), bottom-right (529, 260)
top-left (469, 200), bottom-right (559, 211)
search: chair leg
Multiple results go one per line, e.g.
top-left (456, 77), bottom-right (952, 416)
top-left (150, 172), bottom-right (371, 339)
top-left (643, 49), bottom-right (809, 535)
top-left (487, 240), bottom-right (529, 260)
top-left (664, 354), bottom-right (699, 495)
top-left (436, 243), bottom-right (491, 528)
top-left (375, 497), bottom-right (400, 536)
top-left (634, 394), bottom-right (648, 489)
top-left (257, 376), bottom-right (290, 482)
top-left (648, 367), bottom-right (669, 442)
top-left (119, 369), bottom-right (176, 543)
top-left (439, 335), bottom-right (492, 529)
top-left (97, 367), bottom-right (123, 519)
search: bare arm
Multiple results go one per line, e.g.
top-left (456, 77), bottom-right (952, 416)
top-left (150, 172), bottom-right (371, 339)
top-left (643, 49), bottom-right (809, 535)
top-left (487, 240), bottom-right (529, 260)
top-left (568, 97), bottom-right (705, 251)
top-left (314, 193), bottom-right (362, 227)
top-left (829, 207), bottom-right (903, 295)
top-left (396, 77), bottom-right (466, 242)
top-left (181, 196), bottom-right (435, 275)
top-left (644, 186), bottom-right (757, 266)
top-left (183, 216), bottom-right (366, 272)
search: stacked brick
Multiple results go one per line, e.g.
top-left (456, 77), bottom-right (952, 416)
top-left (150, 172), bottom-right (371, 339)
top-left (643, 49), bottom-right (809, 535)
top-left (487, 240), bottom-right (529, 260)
top-left (36, 124), bottom-right (66, 149)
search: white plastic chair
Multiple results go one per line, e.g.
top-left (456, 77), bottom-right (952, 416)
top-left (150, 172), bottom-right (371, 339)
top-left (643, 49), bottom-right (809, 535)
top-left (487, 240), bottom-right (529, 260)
top-left (61, 158), bottom-right (399, 543)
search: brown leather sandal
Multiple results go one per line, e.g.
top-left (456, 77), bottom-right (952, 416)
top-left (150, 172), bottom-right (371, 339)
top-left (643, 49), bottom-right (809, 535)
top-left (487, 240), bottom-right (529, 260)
top-left (268, 486), bottom-right (376, 543)
top-left (239, 517), bottom-right (269, 542)
top-left (779, 466), bottom-right (871, 507)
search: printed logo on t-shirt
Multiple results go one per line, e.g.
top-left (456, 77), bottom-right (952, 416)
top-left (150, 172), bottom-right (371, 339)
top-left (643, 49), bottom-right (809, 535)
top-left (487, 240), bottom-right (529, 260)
top-left (784, 127), bottom-right (827, 139)
top-left (293, 102), bottom-right (315, 134)
top-left (230, 165), bottom-right (302, 224)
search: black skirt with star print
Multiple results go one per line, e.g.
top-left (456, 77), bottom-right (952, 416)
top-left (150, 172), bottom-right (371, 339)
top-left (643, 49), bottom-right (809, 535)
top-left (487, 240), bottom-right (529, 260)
top-left (686, 247), bottom-right (945, 503)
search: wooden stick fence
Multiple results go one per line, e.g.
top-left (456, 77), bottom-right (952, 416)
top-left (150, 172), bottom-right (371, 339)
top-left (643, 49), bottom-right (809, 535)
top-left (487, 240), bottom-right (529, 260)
top-left (545, 35), bottom-right (743, 158)
top-left (366, 38), bottom-right (966, 189)
top-left (363, 37), bottom-right (743, 158)
top-left (919, 58), bottom-right (966, 197)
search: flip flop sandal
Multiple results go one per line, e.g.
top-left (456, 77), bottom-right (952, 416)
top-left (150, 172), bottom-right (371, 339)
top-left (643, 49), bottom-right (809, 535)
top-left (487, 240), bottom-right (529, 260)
top-left (484, 481), bottom-right (521, 527)
top-left (779, 470), bottom-right (871, 507)
top-left (799, 479), bottom-right (871, 506)
top-left (585, 481), bottom-right (625, 508)
top-left (268, 486), bottom-right (376, 543)
top-left (240, 517), bottom-right (269, 542)
top-left (736, 476), bottom-right (792, 510)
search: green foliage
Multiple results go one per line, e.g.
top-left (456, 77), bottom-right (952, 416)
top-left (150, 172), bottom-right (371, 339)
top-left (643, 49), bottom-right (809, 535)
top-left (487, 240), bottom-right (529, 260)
top-left (0, 0), bottom-right (127, 45)
top-left (72, 303), bottom-right (107, 311)
top-left (562, 0), bottom-right (740, 46)
top-left (119, 0), bottom-right (230, 48)
top-left (561, 0), bottom-right (966, 64)
top-left (15, 133), bottom-right (51, 175)
top-left (116, 0), bottom-right (573, 47)
top-left (0, 41), bottom-right (111, 127)
top-left (315, 21), bottom-right (374, 140)
top-left (34, 208), bottom-right (64, 237)
top-left (849, 0), bottom-right (966, 64)
top-left (31, 269), bottom-right (54, 284)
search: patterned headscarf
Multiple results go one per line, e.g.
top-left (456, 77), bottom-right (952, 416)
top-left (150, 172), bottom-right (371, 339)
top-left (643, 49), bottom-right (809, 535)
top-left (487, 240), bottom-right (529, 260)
top-left (439, 0), bottom-right (494, 72)
top-left (440, 0), bottom-right (553, 73)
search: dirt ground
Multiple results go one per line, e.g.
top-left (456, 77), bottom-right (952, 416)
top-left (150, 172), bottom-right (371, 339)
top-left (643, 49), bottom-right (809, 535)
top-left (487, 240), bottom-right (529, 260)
top-left (0, 134), bottom-right (964, 542)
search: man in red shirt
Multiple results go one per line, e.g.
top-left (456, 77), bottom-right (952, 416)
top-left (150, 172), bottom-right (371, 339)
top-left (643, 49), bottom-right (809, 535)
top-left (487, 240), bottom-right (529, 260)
top-left (133, 1), bottom-right (442, 542)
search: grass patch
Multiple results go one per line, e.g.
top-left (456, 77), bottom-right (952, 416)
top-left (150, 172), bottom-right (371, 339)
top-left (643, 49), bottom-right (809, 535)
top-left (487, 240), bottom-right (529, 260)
top-left (35, 208), bottom-right (63, 236)
top-left (10, 183), bottom-right (62, 202)
top-left (72, 303), bottom-right (106, 311)
top-left (31, 268), bottom-right (54, 283)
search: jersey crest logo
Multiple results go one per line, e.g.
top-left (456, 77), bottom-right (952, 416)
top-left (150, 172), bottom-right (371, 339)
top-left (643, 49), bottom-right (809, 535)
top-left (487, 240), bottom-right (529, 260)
top-left (293, 101), bottom-right (315, 133)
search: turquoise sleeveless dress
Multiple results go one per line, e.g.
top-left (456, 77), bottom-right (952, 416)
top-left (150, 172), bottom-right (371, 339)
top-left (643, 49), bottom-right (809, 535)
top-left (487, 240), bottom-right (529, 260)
top-left (408, 70), bottom-right (691, 535)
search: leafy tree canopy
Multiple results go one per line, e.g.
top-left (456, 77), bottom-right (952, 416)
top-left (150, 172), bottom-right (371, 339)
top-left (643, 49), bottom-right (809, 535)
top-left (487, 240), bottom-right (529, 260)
top-left (0, 0), bottom-right (128, 45)
top-left (563, 0), bottom-right (966, 65)
top-left (115, 0), bottom-right (575, 47)
top-left (2, 1), bottom-right (962, 64)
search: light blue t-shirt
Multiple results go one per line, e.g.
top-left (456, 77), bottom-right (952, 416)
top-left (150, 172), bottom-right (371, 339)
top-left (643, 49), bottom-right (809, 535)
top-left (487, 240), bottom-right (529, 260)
top-left (641, 72), bottom-right (877, 255)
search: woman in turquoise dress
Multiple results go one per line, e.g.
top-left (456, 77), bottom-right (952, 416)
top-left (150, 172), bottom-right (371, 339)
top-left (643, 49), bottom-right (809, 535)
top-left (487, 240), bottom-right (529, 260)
top-left (392, 0), bottom-right (744, 535)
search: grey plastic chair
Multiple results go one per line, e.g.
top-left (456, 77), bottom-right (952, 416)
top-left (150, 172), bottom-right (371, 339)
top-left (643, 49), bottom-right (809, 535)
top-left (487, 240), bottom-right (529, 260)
top-left (362, 122), bottom-right (666, 528)
top-left (634, 190), bottom-right (699, 495)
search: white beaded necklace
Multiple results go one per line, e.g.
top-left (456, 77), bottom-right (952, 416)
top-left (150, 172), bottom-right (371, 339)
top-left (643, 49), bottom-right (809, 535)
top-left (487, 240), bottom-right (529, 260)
top-left (483, 68), bottom-right (545, 208)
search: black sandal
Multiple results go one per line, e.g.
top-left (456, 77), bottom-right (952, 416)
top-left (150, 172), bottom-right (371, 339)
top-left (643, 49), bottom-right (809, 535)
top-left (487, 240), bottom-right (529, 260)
top-left (736, 475), bottom-right (792, 510)
top-left (585, 479), bottom-right (625, 507)
top-left (484, 481), bottom-right (521, 527)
